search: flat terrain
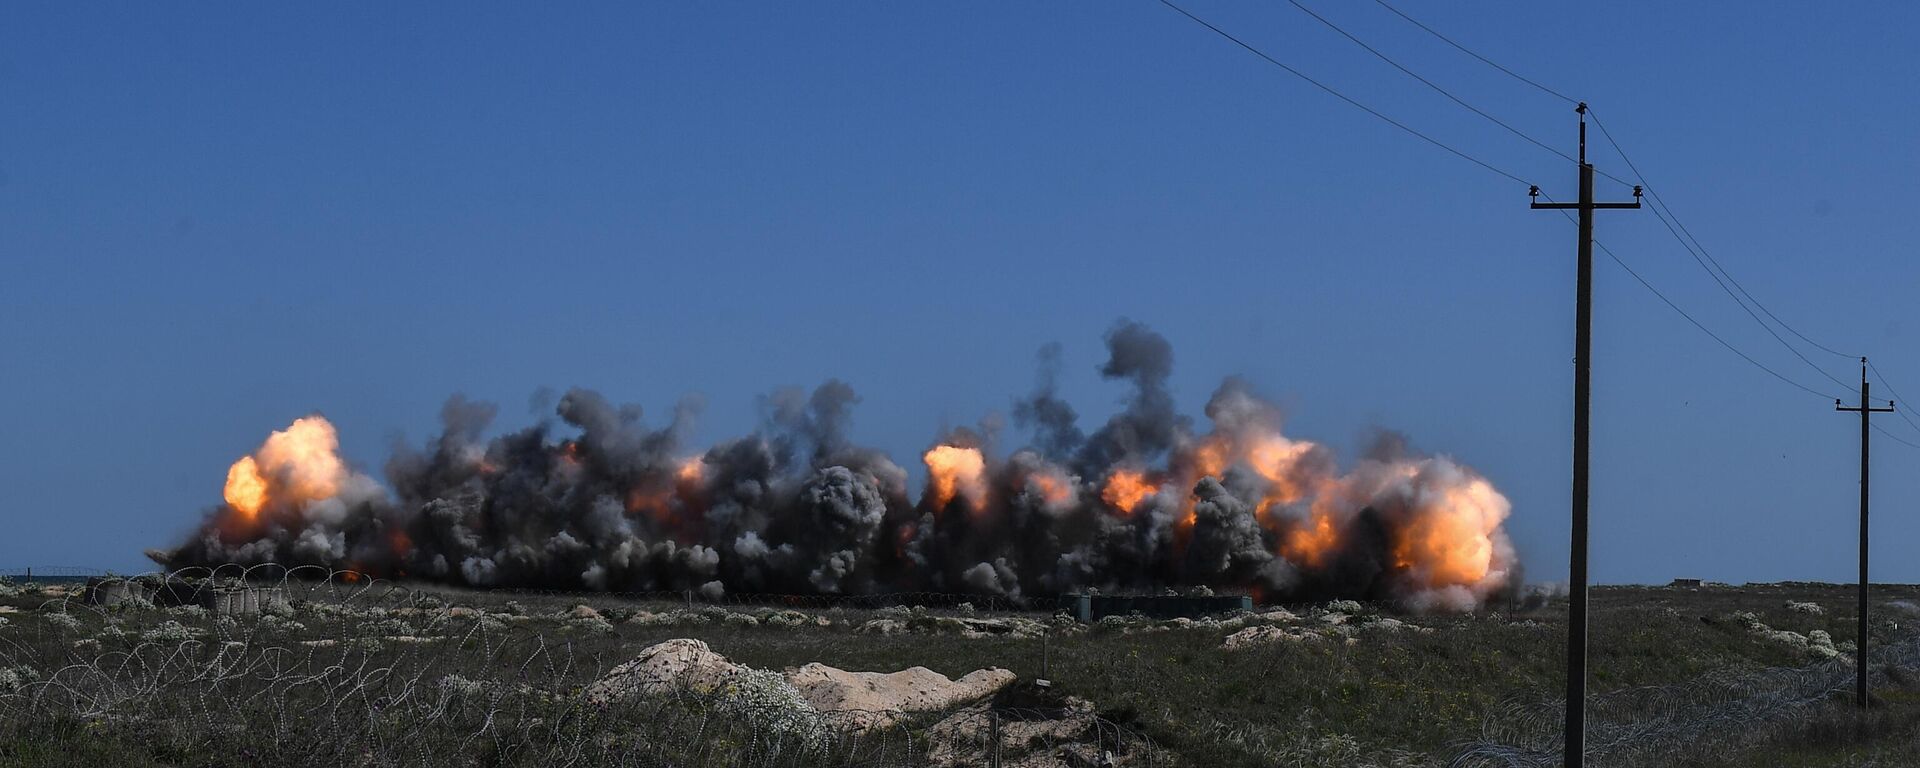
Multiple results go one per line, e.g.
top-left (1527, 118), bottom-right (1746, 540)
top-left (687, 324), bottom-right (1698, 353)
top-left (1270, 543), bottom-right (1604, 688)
top-left (3, 576), bottom-right (1918, 767)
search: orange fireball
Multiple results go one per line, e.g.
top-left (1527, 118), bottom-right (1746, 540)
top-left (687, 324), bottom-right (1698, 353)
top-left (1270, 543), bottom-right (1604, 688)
top-left (1282, 504), bottom-right (1341, 569)
top-left (1391, 473), bottom-right (1509, 587)
top-left (223, 457), bottom-right (269, 520)
top-left (922, 444), bottom-right (987, 511)
top-left (1100, 469), bottom-right (1157, 516)
top-left (221, 415), bottom-right (348, 522)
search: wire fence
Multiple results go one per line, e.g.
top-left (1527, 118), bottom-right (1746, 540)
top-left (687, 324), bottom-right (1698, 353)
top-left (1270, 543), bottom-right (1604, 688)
top-left (0, 565), bottom-right (1161, 767)
top-left (0, 566), bottom-right (109, 581)
top-left (0, 563), bottom-right (1267, 614)
top-left (1447, 631), bottom-right (1920, 767)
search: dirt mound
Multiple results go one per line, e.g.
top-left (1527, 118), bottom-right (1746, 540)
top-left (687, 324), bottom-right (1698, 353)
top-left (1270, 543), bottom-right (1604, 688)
top-left (786, 663), bottom-right (1016, 729)
top-left (583, 639), bottom-right (746, 704)
top-left (585, 639), bottom-right (1018, 732)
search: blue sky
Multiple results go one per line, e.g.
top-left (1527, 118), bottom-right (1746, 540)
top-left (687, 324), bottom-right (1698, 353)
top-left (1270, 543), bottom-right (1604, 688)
top-left (3, 2), bottom-right (1917, 584)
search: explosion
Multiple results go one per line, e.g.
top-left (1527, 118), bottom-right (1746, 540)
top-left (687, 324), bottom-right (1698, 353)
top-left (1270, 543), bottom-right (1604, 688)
top-left (222, 457), bottom-right (268, 520)
top-left (162, 320), bottom-right (1520, 610)
top-left (1100, 469), bottom-right (1158, 516)
top-left (219, 416), bottom-right (350, 525)
top-left (922, 444), bottom-right (987, 512)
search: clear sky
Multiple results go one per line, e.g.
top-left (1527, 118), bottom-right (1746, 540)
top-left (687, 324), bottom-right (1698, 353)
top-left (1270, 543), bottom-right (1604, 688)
top-left (3, 2), bottom-right (1917, 584)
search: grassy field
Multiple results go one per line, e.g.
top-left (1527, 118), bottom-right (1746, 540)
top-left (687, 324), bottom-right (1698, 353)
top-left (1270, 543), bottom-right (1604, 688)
top-left (2, 576), bottom-right (1918, 767)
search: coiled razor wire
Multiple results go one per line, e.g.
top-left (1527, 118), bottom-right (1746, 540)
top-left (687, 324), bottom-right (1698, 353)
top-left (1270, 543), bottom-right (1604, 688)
top-left (0, 564), bottom-right (1160, 767)
top-left (1447, 631), bottom-right (1920, 767)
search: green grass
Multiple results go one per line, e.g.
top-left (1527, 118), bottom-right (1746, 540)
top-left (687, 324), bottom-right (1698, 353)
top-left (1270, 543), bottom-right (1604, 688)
top-left (2, 580), bottom-right (1918, 766)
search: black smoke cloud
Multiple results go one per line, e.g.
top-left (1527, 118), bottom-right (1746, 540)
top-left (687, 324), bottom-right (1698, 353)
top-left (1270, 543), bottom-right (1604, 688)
top-left (163, 320), bottom-right (1519, 609)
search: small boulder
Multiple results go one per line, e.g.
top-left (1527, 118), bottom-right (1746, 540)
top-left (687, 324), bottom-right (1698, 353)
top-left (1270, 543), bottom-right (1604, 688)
top-left (1223, 625), bottom-right (1321, 649)
top-left (856, 618), bottom-right (909, 636)
top-left (787, 664), bottom-right (1015, 730)
top-left (583, 639), bottom-right (747, 705)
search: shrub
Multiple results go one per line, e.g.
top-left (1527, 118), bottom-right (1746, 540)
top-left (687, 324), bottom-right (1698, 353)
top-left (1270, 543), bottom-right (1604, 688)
top-left (437, 674), bottom-right (487, 697)
top-left (0, 665), bottom-right (40, 693)
top-left (711, 667), bottom-right (829, 749)
top-left (140, 621), bottom-right (195, 643)
top-left (368, 617), bottom-right (416, 637)
top-left (565, 615), bottom-right (615, 634)
top-left (260, 614), bottom-right (307, 633)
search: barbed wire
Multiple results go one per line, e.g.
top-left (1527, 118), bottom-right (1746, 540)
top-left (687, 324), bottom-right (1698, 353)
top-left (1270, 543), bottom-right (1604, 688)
top-left (1446, 629), bottom-right (1920, 767)
top-left (0, 564), bottom-right (1161, 767)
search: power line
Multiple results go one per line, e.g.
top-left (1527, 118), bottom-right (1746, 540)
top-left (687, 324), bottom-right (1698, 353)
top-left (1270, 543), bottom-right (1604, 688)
top-left (1280, 0), bottom-right (1582, 171)
top-left (1865, 359), bottom-right (1920, 437)
top-left (1535, 192), bottom-right (1845, 401)
top-left (1590, 113), bottom-right (1885, 403)
top-left (1155, 0), bottom-right (1533, 187)
top-left (1589, 111), bottom-right (1856, 361)
top-left (1636, 201), bottom-right (1871, 397)
top-left (1166, 0), bottom-right (1879, 407)
top-left (1360, 0), bottom-right (1874, 396)
top-left (1368, 0), bottom-right (1580, 106)
top-left (1871, 421), bottom-right (1920, 451)
top-left (1595, 237), bottom-right (1845, 401)
top-left (1589, 110), bottom-right (1864, 368)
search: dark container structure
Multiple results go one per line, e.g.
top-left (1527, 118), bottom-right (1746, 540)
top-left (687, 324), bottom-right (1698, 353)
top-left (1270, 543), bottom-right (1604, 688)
top-left (1056, 592), bottom-right (1252, 623)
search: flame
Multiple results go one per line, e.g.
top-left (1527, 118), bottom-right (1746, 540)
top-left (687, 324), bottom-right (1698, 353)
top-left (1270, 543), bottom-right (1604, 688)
top-left (223, 457), bottom-right (268, 520)
top-left (1100, 469), bottom-right (1157, 516)
top-left (922, 445), bottom-right (987, 511)
top-left (676, 457), bottom-right (704, 484)
top-left (625, 457), bottom-right (708, 535)
top-left (1282, 502), bottom-right (1341, 569)
top-left (1028, 472), bottom-right (1072, 506)
top-left (221, 415), bottom-right (347, 522)
top-left (1190, 438), bottom-right (1231, 480)
top-left (1392, 472), bottom-right (1509, 587)
top-left (1248, 435), bottom-right (1317, 503)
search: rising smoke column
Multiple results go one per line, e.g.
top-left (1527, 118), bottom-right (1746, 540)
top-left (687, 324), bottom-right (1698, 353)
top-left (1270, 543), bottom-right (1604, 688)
top-left (161, 320), bottom-right (1520, 610)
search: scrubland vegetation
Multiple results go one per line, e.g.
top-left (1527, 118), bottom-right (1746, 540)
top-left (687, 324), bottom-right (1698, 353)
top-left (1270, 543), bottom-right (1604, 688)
top-left (1, 574), bottom-right (1917, 767)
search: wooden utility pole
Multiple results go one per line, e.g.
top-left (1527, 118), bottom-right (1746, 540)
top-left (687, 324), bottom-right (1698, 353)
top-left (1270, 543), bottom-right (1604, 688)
top-left (1837, 356), bottom-right (1894, 708)
top-left (1529, 102), bottom-right (1640, 768)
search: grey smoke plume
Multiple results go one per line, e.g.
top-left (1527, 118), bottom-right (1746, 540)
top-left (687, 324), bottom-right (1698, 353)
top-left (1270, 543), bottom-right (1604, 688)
top-left (1012, 342), bottom-right (1084, 462)
top-left (163, 320), bottom-right (1519, 610)
top-left (1074, 319), bottom-right (1188, 475)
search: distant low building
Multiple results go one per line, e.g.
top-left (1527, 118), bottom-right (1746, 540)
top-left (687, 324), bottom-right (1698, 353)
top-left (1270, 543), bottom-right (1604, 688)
top-left (1669, 578), bottom-right (1703, 588)
top-left (1057, 592), bottom-right (1253, 623)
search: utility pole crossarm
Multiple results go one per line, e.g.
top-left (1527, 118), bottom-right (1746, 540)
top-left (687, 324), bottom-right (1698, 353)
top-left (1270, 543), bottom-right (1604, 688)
top-left (1530, 196), bottom-right (1641, 210)
top-left (1836, 402), bottom-right (1897, 413)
